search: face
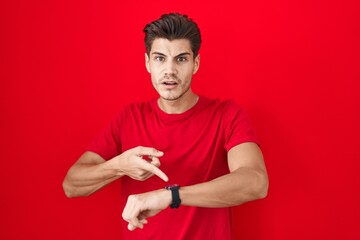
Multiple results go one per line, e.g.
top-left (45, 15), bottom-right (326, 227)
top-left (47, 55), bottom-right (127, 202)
top-left (145, 38), bottom-right (200, 101)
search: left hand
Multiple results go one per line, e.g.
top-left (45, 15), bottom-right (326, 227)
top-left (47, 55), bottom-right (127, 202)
top-left (122, 189), bottom-right (172, 231)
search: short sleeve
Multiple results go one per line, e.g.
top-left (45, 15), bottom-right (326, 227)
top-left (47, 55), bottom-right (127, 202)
top-left (85, 111), bottom-right (123, 160)
top-left (223, 100), bottom-right (259, 151)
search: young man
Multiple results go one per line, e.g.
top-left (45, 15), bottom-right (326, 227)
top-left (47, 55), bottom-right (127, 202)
top-left (63, 13), bottom-right (268, 239)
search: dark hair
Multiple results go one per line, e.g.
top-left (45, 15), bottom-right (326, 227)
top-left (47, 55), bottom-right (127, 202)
top-left (143, 13), bottom-right (201, 58)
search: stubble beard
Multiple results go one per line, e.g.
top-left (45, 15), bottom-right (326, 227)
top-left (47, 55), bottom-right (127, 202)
top-left (159, 83), bottom-right (191, 101)
top-left (155, 74), bottom-right (191, 101)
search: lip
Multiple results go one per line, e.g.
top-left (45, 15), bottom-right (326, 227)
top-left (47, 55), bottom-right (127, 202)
top-left (161, 82), bottom-right (178, 89)
top-left (161, 79), bottom-right (178, 84)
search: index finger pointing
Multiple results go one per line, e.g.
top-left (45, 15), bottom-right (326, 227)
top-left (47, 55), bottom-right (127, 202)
top-left (143, 162), bottom-right (169, 182)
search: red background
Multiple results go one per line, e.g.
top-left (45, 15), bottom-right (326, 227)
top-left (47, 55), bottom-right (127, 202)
top-left (1, 0), bottom-right (359, 239)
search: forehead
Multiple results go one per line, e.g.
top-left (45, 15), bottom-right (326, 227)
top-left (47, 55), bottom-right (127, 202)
top-left (150, 38), bottom-right (193, 57)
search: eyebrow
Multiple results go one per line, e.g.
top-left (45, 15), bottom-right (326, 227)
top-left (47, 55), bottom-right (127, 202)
top-left (152, 52), bottom-right (191, 58)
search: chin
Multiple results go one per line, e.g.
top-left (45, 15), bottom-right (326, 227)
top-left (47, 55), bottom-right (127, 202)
top-left (158, 91), bottom-right (179, 100)
top-left (161, 96), bottom-right (180, 101)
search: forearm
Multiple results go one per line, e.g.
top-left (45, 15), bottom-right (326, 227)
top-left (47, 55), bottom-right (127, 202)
top-left (179, 167), bottom-right (268, 208)
top-left (63, 147), bottom-right (168, 198)
top-left (63, 160), bottom-right (122, 198)
top-left (122, 143), bottom-right (268, 231)
top-left (122, 166), bottom-right (268, 231)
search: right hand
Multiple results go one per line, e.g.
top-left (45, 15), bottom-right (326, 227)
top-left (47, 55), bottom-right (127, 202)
top-left (109, 146), bottom-right (168, 182)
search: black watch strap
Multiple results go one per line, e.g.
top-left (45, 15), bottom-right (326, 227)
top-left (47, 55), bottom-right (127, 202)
top-left (165, 184), bottom-right (181, 209)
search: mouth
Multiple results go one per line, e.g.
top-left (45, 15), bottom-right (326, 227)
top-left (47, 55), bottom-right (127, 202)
top-left (162, 81), bottom-right (178, 86)
top-left (161, 79), bottom-right (179, 87)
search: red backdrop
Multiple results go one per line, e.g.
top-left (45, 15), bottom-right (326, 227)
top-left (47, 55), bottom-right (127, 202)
top-left (1, 0), bottom-right (359, 239)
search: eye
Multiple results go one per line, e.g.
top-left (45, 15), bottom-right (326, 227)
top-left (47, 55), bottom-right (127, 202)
top-left (155, 56), bottom-right (165, 62)
top-left (177, 56), bottom-right (188, 62)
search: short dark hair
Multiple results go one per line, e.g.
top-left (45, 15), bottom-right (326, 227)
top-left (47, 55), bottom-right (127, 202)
top-left (143, 13), bottom-right (202, 57)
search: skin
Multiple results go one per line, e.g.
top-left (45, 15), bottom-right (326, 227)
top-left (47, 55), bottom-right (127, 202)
top-left (145, 38), bottom-right (200, 114)
top-left (63, 38), bottom-right (269, 231)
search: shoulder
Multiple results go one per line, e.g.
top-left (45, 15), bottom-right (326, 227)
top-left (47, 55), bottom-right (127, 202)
top-left (200, 97), bottom-right (252, 131)
top-left (111, 99), bottom-right (156, 124)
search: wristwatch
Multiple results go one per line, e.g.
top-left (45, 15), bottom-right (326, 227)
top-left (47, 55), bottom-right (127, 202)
top-left (165, 184), bottom-right (181, 209)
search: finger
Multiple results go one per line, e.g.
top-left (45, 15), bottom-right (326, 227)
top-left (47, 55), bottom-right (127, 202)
top-left (128, 220), bottom-right (144, 230)
top-left (142, 161), bottom-right (169, 182)
top-left (139, 219), bottom-right (148, 224)
top-left (149, 156), bottom-right (161, 167)
top-left (138, 213), bottom-right (149, 223)
top-left (136, 146), bottom-right (164, 158)
top-left (123, 198), bottom-right (142, 230)
top-left (128, 223), bottom-right (136, 231)
top-left (126, 215), bottom-right (143, 230)
top-left (126, 211), bottom-right (148, 231)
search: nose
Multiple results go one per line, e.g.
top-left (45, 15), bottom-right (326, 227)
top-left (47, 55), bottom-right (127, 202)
top-left (164, 60), bottom-right (177, 75)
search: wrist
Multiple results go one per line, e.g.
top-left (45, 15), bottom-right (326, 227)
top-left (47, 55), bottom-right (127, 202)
top-left (165, 184), bottom-right (181, 208)
top-left (102, 157), bottom-right (125, 177)
top-left (159, 188), bottom-right (172, 207)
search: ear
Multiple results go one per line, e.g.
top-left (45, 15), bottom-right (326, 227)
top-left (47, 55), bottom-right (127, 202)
top-left (145, 53), bottom-right (150, 73)
top-left (193, 54), bottom-right (200, 74)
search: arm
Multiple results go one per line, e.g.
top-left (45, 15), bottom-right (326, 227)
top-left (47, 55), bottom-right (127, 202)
top-left (62, 146), bottom-right (169, 198)
top-left (180, 142), bottom-right (268, 207)
top-left (122, 142), bottom-right (268, 230)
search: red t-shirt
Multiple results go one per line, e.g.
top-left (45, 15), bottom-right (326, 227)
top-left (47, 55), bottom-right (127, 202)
top-left (87, 96), bottom-right (259, 239)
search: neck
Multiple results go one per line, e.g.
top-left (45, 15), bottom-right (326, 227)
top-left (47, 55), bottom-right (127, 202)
top-left (158, 91), bottom-right (199, 114)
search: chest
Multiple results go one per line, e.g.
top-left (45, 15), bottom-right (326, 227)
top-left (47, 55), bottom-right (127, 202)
top-left (119, 110), bottom-right (229, 184)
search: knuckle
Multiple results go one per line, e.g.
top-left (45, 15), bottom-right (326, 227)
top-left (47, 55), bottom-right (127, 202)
top-left (128, 194), bottom-right (140, 203)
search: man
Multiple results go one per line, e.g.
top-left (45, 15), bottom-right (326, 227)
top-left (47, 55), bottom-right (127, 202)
top-left (63, 13), bottom-right (268, 239)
